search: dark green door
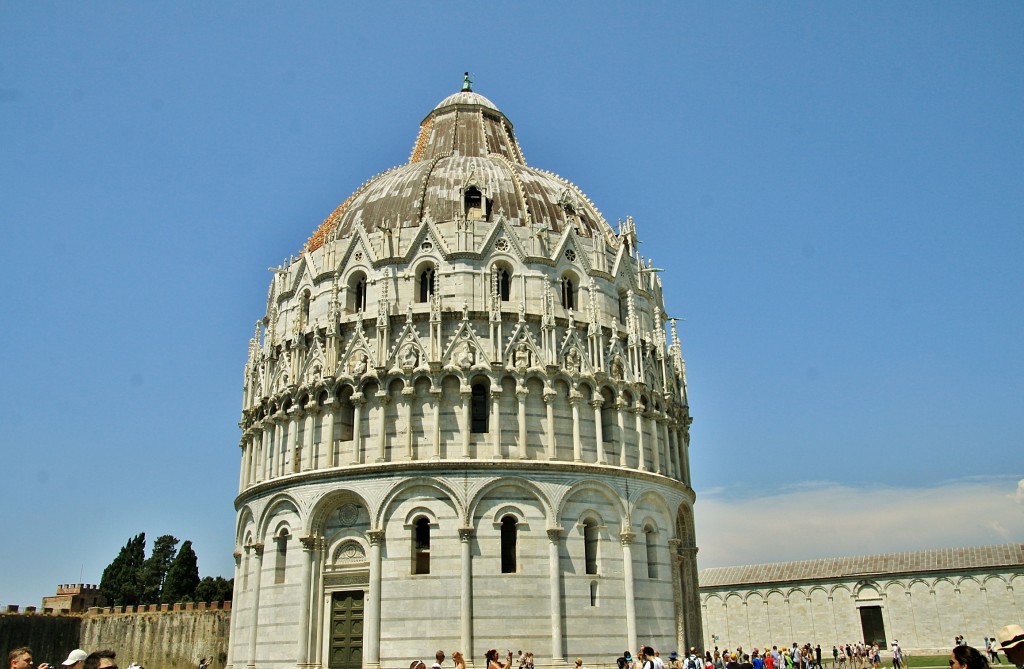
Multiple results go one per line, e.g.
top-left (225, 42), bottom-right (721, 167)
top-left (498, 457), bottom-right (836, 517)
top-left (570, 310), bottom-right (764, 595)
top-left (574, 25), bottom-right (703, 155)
top-left (330, 590), bottom-right (365, 669)
top-left (859, 606), bottom-right (888, 650)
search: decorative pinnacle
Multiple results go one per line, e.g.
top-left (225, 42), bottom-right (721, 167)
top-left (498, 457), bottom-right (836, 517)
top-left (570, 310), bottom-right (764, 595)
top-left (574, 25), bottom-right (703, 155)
top-left (462, 72), bottom-right (473, 92)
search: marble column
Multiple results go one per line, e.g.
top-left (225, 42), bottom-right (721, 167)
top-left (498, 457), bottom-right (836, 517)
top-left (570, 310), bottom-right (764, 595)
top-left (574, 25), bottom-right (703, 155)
top-left (431, 387), bottom-right (442, 459)
top-left (365, 529), bottom-right (385, 668)
top-left (403, 386), bottom-right (415, 460)
top-left (322, 399), bottom-right (337, 468)
top-left (649, 411), bottom-right (661, 474)
top-left (295, 536), bottom-right (317, 667)
top-left (350, 394), bottom-right (365, 465)
top-left (225, 550), bottom-right (242, 669)
top-left (591, 399), bottom-right (606, 464)
top-left (246, 543), bottom-right (265, 669)
top-left (668, 539), bottom-right (685, 656)
top-left (285, 411), bottom-right (299, 475)
top-left (621, 531), bottom-right (637, 651)
top-left (516, 384), bottom-right (529, 459)
top-left (376, 392), bottom-right (390, 463)
top-left (569, 391), bottom-right (583, 462)
top-left (459, 528), bottom-right (474, 658)
top-left (491, 387), bottom-right (502, 459)
top-left (302, 409), bottom-right (316, 471)
top-left (634, 407), bottom-right (647, 471)
top-left (617, 399), bottom-right (628, 467)
top-left (547, 527), bottom-right (565, 663)
top-left (544, 388), bottom-right (556, 460)
top-left (460, 387), bottom-right (472, 458)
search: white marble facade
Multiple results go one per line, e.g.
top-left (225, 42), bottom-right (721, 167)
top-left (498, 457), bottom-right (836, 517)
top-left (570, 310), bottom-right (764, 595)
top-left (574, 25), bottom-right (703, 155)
top-left (227, 84), bottom-right (700, 669)
top-left (699, 544), bottom-right (1024, 654)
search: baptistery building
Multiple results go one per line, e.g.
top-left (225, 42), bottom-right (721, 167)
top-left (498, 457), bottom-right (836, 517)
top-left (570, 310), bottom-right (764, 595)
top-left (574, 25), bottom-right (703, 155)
top-left (228, 79), bottom-right (700, 669)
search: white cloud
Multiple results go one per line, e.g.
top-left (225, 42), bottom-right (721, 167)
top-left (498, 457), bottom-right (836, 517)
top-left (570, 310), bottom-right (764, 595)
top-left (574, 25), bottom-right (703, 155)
top-left (694, 477), bottom-right (1024, 571)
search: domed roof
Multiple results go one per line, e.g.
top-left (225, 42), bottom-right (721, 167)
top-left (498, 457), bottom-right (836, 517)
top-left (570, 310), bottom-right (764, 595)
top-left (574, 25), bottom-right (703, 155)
top-left (432, 90), bottom-right (500, 112)
top-left (306, 83), bottom-right (612, 252)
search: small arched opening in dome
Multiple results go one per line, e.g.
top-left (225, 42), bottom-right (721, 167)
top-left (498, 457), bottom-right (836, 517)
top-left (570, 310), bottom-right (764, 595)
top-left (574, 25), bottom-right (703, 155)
top-left (348, 272), bottom-right (368, 314)
top-left (299, 289), bottom-right (312, 327)
top-left (470, 379), bottom-right (490, 434)
top-left (417, 264), bottom-right (436, 303)
top-left (618, 290), bottom-right (630, 324)
top-left (491, 262), bottom-right (512, 302)
top-left (464, 186), bottom-right (488, 221)
top-left (560, 271), bottom-right (580, 311)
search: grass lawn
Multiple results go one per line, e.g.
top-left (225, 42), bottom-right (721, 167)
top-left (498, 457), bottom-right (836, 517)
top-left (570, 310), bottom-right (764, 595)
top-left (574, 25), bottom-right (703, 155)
top-left (904, 656), bottom-right (948, 668)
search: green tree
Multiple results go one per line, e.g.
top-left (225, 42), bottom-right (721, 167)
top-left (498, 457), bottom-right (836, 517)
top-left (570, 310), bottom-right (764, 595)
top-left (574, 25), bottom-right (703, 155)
top-left (195, 576), bottom-right (234, 603)
top-left (140, 534), bottom-right (179, 604)
top-left (99, 533), bottom-right (147, 606)
top-left (162, 540), bottom-right (201, 603)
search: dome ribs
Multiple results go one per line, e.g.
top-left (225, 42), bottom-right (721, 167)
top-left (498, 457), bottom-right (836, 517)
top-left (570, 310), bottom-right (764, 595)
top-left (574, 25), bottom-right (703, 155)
top-left (408, 117), bottom-right (432, 163)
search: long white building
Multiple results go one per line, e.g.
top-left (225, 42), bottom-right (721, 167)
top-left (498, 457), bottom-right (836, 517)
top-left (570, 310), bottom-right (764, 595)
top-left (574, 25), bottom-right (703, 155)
top-left (699, 543), bottom-right (1024, 654)
top-left (227, 79), bottom-right (700, 669)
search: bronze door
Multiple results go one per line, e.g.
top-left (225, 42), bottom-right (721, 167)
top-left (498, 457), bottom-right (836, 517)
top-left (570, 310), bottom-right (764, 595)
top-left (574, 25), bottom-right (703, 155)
top-left (330, 590), bottom-right (365, 669)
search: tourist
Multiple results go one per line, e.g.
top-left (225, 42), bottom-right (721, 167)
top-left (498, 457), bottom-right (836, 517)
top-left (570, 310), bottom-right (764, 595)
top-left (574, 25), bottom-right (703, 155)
top-left (655, 650), bottom-right (665, 669)
top-left (9, 648), bottom-right (51, 669)
top-left (618, 651), bottom-right (634, 669)
top-left (997, 625), bottom-right (1024, 668)
top-left (753, 650), bottom-right (764, 669)
top-left (985, 639), bottom-right (1000, 665)
top-left (951, 645), bottom-right (990, 669)
top-left (83, 651), bottom-right (116, 669)
top-left (432, 651), bottom-right (446, 669)
top-left (575, 658), bottom-right (585, 669)
top-left (60, 651), bottom-right (87, 669)
top-left (485, 649), bottom-right (514, 669)
top-left (892, 641), bottom-right (904, 669)
top-left (452, 651), bottom-right (467, 669)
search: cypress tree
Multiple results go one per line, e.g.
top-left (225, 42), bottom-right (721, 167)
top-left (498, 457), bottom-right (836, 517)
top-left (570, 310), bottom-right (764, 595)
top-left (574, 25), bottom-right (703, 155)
top-left (99, 533), bottom-right (147, 606)
top-left (162, 540), bottom-right (201, 603)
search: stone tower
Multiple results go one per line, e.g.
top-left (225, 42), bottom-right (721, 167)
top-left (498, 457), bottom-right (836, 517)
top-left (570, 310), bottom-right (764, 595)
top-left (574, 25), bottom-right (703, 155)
top-left (228, 80), bottom-right (700, 669)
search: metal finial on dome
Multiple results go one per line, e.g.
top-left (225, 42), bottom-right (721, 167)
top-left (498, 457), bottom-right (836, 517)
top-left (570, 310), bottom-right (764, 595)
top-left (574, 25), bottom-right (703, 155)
top-left (462, 72), bottom-right (473, 92)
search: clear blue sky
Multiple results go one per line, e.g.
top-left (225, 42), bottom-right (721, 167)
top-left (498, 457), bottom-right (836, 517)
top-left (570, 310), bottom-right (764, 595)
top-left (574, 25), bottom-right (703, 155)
top-left (2, 3), bottom-right (1022, 608)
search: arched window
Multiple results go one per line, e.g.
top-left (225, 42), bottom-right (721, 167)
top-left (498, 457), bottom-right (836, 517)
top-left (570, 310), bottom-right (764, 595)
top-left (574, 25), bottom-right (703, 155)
top-left (618, 291), bottom-right (629, 324)
top-left (300, 290), bottom-right (311, 327)
top-left (471, 382), bottom-right (489, 433)
top-left (561, 276), bottom-right (576, 310)
top-left (644, 525), bottom-right (658, 579)
top-left (354, 277), bottom-right (367, 312)
top-left (465, 186), bottom-right (485, 220)
top-left (275, 529), bottom-right (289, 584)
top-left (413, 517), bottom-right (430, 575)
top-left (497, 267), bottom-right (511, 301)
top-left (590, 580), bottom-right (599, 607)
top-left (418, 267), bottom-right (435, 303)
top-left (500, 515), bottom-right (517, 573)
top-left (583, 519), bottom-right (599, 575)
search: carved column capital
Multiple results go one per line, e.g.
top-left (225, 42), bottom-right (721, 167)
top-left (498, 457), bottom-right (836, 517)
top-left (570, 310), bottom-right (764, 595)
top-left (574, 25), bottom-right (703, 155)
top-left (590, 398), bottom-right (604, 409)
top-left (515, 385), bottom-right (530, 400)
top-left (620, 531), bottom-right (635, 546)
top-left (458, 527), bottom-right (474, 542)
top-left (366, 529), bottom-right (386, 546)
top-left (300, 535), bottom-right (318, 550)
top-left (375, 391), bottom-right (391, 405)
top-left (351, 393), bottom-right (366, 407)
top-left (248, 542), bottom-right (265, 556)
top-left (546, 527), bottom-right (564, 542)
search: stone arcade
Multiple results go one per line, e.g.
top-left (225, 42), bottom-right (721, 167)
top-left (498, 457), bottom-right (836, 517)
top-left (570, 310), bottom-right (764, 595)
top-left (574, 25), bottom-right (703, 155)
top-left (227, 81), bottom-right (700, 669)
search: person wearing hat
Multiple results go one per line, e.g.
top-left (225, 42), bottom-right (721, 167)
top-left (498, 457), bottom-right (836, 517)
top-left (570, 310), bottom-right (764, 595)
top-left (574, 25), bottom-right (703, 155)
top-left (998, 625), bottom-right (1024, 668)
top-left (60, 652), bottom-right (87, 669)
